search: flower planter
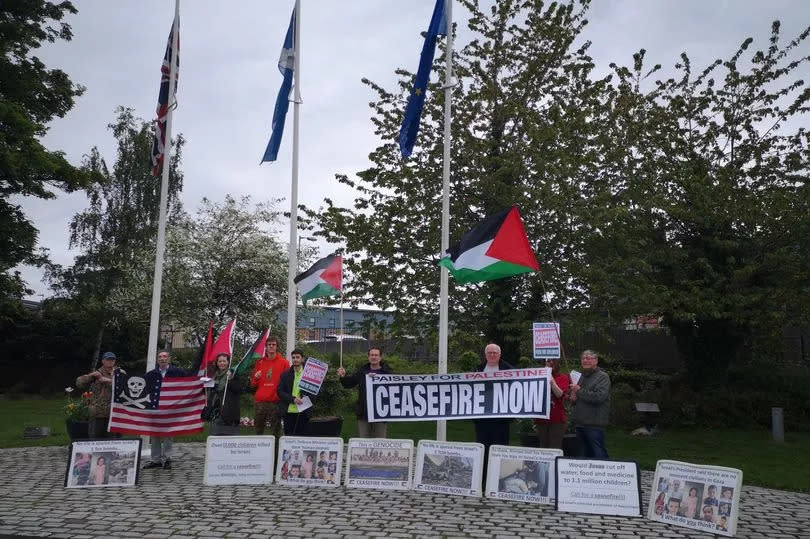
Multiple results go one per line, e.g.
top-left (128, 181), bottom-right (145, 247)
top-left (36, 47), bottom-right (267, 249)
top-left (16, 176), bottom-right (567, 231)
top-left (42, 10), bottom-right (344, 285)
top-left (519, 431), bottom-right (540, 447)
top-left (562, 433), bottom-right (579, 456)
top-left (65, 419), bottom-right (89, 441)
top-left (308, 416), bottom-right (343, 437)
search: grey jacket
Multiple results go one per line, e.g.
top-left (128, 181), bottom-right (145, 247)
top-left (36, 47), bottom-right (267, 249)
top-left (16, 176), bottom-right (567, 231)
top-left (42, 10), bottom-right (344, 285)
top-left (571, 368), bottom-right (611, 428)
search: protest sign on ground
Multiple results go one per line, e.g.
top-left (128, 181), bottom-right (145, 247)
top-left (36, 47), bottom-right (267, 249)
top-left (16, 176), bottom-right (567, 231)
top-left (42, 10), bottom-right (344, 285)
top-left (485, 445), bottom-right (563, 504)
top-left (532, 322), bottom-right (561, 359)
top-left (345, 438), bottom-right (414, 490)
top-left (203, 436), bottom-right (275, 485)
top-left (414, 440), bottom-right (484, 497)
top-left (648, 460), bottom-right (743, 537)
top-left (65, 439), bottom-right (141, 488)
top-left (555, 457), bottom-right (642, 517)
top-left (365, 369), bottom-right (551, 422)
top-left (298, 357), bottom-right (329, 395)
top-left (276, 436), bottom-right (343, 487)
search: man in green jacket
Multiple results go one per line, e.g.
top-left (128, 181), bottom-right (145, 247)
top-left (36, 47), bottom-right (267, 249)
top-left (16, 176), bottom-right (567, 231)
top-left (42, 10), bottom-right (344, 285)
top-left (569, 349), bottom-right (611, 458)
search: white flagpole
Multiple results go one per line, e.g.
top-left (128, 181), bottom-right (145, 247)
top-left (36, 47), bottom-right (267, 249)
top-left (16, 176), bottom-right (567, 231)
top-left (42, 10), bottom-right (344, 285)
top-left (437, 0), bottom-right (453, 442)
top-left (146, 0), bottom-right (180, 372)
top-left (285, 0), bottom-right (302, 359)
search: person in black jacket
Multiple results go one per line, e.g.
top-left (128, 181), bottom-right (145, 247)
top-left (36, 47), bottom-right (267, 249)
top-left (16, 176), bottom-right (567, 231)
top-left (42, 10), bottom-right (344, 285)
top-left (277, 349), bottom-right (317, 436)
top-left (205, 353), bottom-right (243, 435)
top-left (337, 347), bottom-right (392, 438)
top-left (474, 343), bottom-right (514, 485)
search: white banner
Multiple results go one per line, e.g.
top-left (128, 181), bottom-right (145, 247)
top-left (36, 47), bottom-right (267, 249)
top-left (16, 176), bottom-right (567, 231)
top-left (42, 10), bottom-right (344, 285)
top-left (345, 438), bottom-right (414, 490)
top-left (276, 436), bottom-right (343, 487)
top-left (203, 436), bottom-right (275, 485)
top-left (65, 439), bottom-right (141, 488)
top-left (555, 458), bottom-right (642, 517)
top-left (365, 368), bottom-right (551, 422)
top-left (414, 440), bottom-right (484, 497)
top-left (648, 460), bottom-right (743, 537)
top-left (485, 445), bottom-right (563, 504)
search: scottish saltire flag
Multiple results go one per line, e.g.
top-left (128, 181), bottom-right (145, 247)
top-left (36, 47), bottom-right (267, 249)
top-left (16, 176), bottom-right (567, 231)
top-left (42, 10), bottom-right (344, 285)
top-left (150, 13), bottom-right (180, 177)
top-left (399, 0), bottom-right (447, 159)
top-left (261, 9), bottom-right (296, 163)
top-left (109, 371), bottom-right (205, 437)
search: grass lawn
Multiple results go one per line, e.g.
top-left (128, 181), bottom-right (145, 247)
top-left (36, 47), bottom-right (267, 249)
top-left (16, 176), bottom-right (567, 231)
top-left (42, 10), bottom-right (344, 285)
top-left (5, 397), bottom-right (809, 492)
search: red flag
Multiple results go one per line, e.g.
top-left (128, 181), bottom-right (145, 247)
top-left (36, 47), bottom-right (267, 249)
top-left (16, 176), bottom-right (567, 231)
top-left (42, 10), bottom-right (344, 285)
top-left (209, 318), bottom-right (236, 361)
top-left (196, 320), bottom-right (215, 377)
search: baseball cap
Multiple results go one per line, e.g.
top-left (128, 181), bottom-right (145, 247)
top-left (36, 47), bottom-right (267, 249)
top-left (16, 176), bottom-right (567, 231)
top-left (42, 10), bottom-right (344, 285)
top-left (102, 351), bottom-right (117, 360)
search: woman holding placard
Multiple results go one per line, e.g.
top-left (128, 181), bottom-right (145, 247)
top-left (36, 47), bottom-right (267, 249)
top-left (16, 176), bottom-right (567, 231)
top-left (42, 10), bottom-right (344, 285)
top-left (534, 357), bottom-right (570, 449)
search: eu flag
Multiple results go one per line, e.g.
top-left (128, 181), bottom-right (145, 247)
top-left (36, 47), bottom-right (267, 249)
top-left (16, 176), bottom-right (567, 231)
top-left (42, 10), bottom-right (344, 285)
top-left (262, 9), bottom-right (296, 163)
top-left (399, 0), bottom-right (448, 159)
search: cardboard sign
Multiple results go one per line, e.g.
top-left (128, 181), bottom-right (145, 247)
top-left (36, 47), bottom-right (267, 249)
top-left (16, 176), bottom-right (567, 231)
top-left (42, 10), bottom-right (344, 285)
top-left (65, 439), bottom-right (141, 488)
top-left (414, 440), bottom-right (484, 497)
top-left (345, 438), bottom-right (414, 490)
top-left (203, 436), bottom-right (275, 485)
top-left (298, 357), bottom-right (329, 395)
top-left (555, 457), bottom-right (642, 517)
top-left (276, 436), bottom-right (343, 487)
top-left (485, 445), bottom-right (563, 504)
top-left (533, 322), bottom-right (561, 359)
top-left (648, 460), bottom-right (743, 537)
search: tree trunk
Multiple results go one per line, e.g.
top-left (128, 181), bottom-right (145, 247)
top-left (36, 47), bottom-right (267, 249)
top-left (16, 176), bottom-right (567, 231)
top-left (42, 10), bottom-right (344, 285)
top-left (90, 323), bottom-right (105, 371)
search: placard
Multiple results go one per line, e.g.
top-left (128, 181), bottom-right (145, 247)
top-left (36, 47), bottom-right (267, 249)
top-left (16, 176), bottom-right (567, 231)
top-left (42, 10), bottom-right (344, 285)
top-left (485, 445), bottom-right (563, 504)
top-left (414, 440), bottom-right (484, 497)
top-left (276, 436), bottom-right (343, 487)
top-left (532, 322), bottom-right (561, 359)
top-left (648, 460), bottom-right (743, 537)
top-left (555, 457), bottom-right (642, 516)
top-left (65, 439), bottom-right (141, 488)
top-left (345, 438), bottom-right (414, 490)
top-left (298, 357), bottom-right (329, 395)
top-left (203, 436), bottom-right (275, 485)
top-left (366, 369), bottom-right (551, 422)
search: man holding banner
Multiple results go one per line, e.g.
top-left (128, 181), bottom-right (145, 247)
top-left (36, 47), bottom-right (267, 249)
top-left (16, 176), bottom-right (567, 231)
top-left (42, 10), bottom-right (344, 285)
top-left (337, 347), bottom-right (392, 438)
top-left (474, 343), bottom-right (513, 482)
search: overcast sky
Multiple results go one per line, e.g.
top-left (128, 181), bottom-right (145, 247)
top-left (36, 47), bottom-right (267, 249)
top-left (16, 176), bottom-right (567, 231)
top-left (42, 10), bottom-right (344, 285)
top-left (16, 0), bottom-right (809, 299)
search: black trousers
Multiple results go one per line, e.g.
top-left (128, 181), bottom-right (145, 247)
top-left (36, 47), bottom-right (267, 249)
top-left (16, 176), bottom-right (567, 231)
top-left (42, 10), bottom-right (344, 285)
top-left (474, 418), bottom-right (511, 488)
top-left (283, 412), bottom-right (310, 436)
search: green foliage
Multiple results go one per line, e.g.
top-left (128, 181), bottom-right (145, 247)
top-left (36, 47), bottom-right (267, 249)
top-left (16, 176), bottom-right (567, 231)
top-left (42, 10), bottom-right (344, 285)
top-left (0, 0), bottom-right (95, 314)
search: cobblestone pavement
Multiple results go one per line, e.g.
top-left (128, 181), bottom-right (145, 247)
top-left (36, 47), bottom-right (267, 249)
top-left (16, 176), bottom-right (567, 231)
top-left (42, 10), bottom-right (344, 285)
top-left (0, 443), bottom-right (807, 538)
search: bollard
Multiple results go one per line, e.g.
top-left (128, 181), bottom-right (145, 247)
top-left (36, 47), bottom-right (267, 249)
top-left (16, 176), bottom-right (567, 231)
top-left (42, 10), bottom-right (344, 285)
top-left (771, 407), bottom-right (785, 443)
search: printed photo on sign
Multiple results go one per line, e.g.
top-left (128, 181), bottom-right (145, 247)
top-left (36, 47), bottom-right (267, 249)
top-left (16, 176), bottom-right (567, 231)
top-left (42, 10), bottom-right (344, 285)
top-left (65, 439), bottom-right (141, 488)
top-left (485, 445), bottom-right (563, 504)
top-left (555, 458), bottom-right (642, 517)
top-left (648, 460), bottom-right (743, 537)
top-left (276, 436), bottom-right (343, 487)
top-left (414, 440), bottom-right (484, 497)
top-left (365, 369), bottom-right (551, 422)
top-left (345, 438), bottom-right (413, 490)
top-left (203, 436), bottom-right (275, 486)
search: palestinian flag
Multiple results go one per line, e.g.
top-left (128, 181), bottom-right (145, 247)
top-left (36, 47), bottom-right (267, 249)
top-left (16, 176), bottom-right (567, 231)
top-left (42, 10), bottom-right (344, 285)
top-left (233, 327), bottom-right (270, 377)
top-left (439, 206), bottom-right (539, 283)
top-left (294, 254), bottom-right (342, 305)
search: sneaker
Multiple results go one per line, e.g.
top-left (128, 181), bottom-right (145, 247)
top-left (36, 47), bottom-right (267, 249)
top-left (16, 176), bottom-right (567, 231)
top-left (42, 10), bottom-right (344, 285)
top-left (162, 459), bottom-right (172, 470)
top-left (143, 461), bottom-right (162, 470)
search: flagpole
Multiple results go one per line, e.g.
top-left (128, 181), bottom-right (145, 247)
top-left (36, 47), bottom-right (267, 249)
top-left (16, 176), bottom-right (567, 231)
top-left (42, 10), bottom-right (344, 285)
top-left (437, 0), bottom-right (453, 442)
top-left (146, 0), bottom-right (179, 372)
top-left (285, 0), bottom-right (302, 359)
top-left (339, 290), bottom-right (344, 368)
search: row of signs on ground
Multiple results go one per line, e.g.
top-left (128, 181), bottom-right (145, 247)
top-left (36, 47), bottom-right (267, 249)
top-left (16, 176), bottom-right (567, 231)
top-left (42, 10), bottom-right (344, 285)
top-left (65, 437), bottom-right (743, 537)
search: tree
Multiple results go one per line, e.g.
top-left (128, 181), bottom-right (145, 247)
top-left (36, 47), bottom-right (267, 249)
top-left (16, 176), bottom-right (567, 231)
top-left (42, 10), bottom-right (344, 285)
top-left (0, 0), bottom-right (94, 317)
top-left (49, 107), bottom-right (184, 367)
top-left (162, 195), bottom-right (289, 346)
top-left (306, 0), bottom-right (605, 359)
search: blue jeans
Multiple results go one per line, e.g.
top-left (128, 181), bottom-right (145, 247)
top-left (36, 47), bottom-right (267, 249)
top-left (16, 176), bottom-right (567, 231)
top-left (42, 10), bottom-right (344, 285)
top-left (576, 426), bottom-right (609, 458)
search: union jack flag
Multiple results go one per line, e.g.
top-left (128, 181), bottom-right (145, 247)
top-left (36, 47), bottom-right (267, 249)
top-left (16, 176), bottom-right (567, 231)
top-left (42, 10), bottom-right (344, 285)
top-left (150, 13), bottom-right (180, 177)
top-left (109, 370), bottom-right (204, 437)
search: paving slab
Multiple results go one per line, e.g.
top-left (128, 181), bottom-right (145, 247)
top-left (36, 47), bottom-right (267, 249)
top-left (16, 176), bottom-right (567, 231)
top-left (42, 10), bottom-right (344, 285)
top-left (0, 443), bottom-right (807, 537)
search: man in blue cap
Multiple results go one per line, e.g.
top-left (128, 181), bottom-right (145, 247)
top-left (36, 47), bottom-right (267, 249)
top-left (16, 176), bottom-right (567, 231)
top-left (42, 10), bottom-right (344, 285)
top-left (76, 351), bottom-right (123, 438)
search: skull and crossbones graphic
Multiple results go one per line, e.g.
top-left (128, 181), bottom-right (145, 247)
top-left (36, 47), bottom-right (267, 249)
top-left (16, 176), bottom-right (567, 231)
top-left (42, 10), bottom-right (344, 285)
top-left (119, 376), bottom-right (150, 408)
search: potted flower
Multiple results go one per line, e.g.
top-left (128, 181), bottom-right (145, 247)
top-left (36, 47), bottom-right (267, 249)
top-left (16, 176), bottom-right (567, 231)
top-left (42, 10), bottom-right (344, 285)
top-left (64, 387), bottom-right (91, 440)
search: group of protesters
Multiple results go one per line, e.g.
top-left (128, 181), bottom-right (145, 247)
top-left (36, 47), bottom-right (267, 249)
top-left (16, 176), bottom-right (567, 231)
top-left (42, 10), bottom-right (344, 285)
top-left (75, 337), bottom-right (610, 471)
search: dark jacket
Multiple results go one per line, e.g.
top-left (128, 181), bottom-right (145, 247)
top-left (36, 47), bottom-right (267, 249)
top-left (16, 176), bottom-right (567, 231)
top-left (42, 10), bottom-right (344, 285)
top-left (474, 359), bottom-right (514, 426)
top-left (340, 361), bottom-right (393, 419)
top-left (206, 370), bottom-right (244, 426)
top-left (278, 366), bottom-right (317, 413)
top-left (571, 367), bottom-right (611, 428)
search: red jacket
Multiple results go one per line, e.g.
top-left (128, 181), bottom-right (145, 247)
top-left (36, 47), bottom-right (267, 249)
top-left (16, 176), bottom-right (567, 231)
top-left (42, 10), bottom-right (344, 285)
top-left (535, 372), bottom-right (570, 424)
top-left (250, 353), bottom-right (289, 403)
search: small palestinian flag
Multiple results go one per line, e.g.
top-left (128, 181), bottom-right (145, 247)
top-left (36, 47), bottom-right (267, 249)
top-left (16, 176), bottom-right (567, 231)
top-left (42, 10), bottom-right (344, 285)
top-left (440, 206), bottom-right (539, 283)
top-left (294, 254), bottom-right (342, 305)
top-left (233, 327), bottom-right (270, 377)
